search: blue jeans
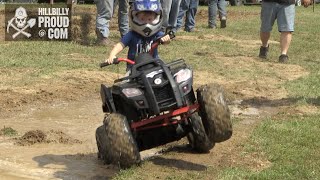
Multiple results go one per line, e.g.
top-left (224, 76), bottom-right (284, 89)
top-left (161, 0), bottom-right (182, 30)
top-left (176, 0), bottom-right (199, 32)
top-left (118, 0), bottom-right (129, 36)
top-left (96, 0), bottom-right (129, 38)
top-left (208, 0), bottom-right (227, 27)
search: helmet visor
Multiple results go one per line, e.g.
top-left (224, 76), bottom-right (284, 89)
top-left (132, 11), bottom-right (161, 26)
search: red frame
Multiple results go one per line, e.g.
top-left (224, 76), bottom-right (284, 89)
top-left (130, 103), bottom-right (199, 132)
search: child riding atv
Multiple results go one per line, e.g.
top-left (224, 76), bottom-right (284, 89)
top-left (105, 0), bottom-right (171, 71)
top-left (96, 0), bottom-right (233, 169)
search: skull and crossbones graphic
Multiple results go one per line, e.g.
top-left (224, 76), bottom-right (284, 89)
top-left (7, 7), bottom-right (36, 39)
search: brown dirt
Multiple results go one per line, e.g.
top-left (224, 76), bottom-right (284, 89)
top-left (16, 130), bottom-right (82, 146)
top-left (0, 6), bottom-right (317, 180)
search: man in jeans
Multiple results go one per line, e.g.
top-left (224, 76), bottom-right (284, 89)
top-left (176, 0), bottom-right (199, 32)
top-left (208, 0), bottom-right (227, 29)
top-left (259, 0), bottom-right (312, 63)
top-left (161, 0), bottom-right (182, 32)
top-left (95, 0), bottom-right (129, 45)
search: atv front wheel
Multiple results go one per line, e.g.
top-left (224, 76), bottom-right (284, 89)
top-left (197, 83), bottom-right (232, 143)
top-left (187, 113), bottom-right (214, 153)
top-left (100, 113), bottom-right (141, 168)
top-left (96, 125), bottom-right (112, 164)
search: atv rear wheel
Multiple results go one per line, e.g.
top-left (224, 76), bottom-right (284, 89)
top-left (197, 83), bottom-right (232, 143)
top-left (187, 113), bottom-right (214, 153)
top-left (101, 113), bottom-right (141, 168)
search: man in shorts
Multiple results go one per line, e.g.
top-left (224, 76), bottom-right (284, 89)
top-left (259, 0), bottom-right (312, 63)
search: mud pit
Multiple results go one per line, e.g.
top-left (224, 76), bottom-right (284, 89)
top-left (0, 59), bottom-right (310, 179)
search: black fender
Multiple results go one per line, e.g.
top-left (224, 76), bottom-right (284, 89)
top-left (100, 84), bottom-right (116, 113)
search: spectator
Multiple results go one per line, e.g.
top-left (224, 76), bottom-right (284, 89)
top-left (175, 0), bottom-right (199, 32)
top-left (95, 0), bottom-right (129, 45)
top-left (160, 0), bottom-right (182, 31)
top-left (259, 0), bottom-right (312, 63)
top-left (105, 0), bottom-right (171, 70)
top-left (208, 0), bottom-right (227, 29)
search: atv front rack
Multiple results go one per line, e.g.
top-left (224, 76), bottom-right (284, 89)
top-left (130, 103), bottom-right (199, 132)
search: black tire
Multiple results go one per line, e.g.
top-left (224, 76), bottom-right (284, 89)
top-left (197, 83), bottom-right (232, 143)
top-left (187, 113), bottom-right (214, 153)
top-left (102, 113), bottom-right (141, 168)
top-left (95, 125), bottom-right (112, 164)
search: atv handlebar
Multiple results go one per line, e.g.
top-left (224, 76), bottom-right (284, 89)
top-left (100, 30), bottom-right (175, 68)
top-left (152, 30), bottom-right (176, 49)
top-left (100, 58), bottom-right (135, 68)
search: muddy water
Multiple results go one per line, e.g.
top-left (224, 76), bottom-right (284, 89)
top-left (0, 97), bottom-right (164, 179)
top-left (0, 98), bottom-right (118, 179)
top-left (0, 95), bottom-right (267, 179)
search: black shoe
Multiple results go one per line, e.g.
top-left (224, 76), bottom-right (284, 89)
top-left (185, 28), bottom-right (195, 32)
top-left (279, 54), bottom-right (289, 63)
top-left (220, 17), bottom-right (227, 28)
top-left (259, 45), bottom-right (269, 59)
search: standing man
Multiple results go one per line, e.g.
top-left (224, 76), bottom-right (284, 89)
top-left (161, 0), bottom-right (182, 31)
top-left (176, 0), bottom-right (199, 32)
top-left (95, 0), bottom-right (129, 45)
top-left (208, 0), bottom-right (227, 29)
top-left (259, 0), bottom-right (312, 63)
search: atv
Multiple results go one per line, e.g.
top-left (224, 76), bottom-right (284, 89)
top-left (96, 33), bottom-right (232, 168)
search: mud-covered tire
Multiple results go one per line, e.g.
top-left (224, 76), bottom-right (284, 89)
top-left (197, 83), bottom-right (232, 143)
top-left (187, 113), bottom-right (214, 153)
top-left (101, 113), bottom-right (141, 168)
top-left (96, 125), bottom-right (112, 164)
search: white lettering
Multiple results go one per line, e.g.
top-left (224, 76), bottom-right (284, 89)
top-left (38, 16), bottom-right (44, 27)
top-left (45, 16), bottom-right (50, 28)
top-left (38, 16), bottom-right (69, 28)
top-left (37, 8), bottom-right (70, 16)
top-left (48, 28), bottom-right (68, 39)
top-left (38, 8), bottom-right (44, 15)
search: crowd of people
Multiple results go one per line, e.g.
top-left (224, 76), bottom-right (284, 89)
top-left (96, 0), bottom-right (228, 44)
top-left (94, 0), bottom-right (313, 66)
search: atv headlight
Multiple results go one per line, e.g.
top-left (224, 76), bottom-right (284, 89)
top-left (174, 69), bottom-right (192, 83)
top-left (122, 88), bottom-right (143, 98)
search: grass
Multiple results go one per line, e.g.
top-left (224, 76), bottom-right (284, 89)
top-left (1, 4), bottom-right (320, 180)
top-left (0, 126), bottom-right (18, 136)
top-left (220, 115), bottom-right (320, 179)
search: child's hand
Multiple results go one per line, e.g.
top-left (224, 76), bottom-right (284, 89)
top-left (105, 56), bottom-right (116, 64)
top-left (160, 34), bottom-right (171, 44)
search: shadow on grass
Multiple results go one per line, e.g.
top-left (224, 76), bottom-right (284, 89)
top-left (146, 144), bottom-right (207, 171)
top-left (150, 156), bottom-right (207, 171)
top-left (241, 96), bottom-right (320, 107)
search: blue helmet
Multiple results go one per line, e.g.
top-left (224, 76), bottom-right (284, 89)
top-left (130, 0), bottom-right (163, 37)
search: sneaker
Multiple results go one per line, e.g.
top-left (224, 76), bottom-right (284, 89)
top-left (220, 16), bottom-right (227, 28)
top-left (259, 45), bottom-right (269, 59)
top-left (208, 25), bottom-right (216, 29)
top-left (279, 54), bottom-right (289, 63)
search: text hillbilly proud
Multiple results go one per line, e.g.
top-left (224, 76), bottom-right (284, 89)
top-left (38, 8), bottom-right (70, 40)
